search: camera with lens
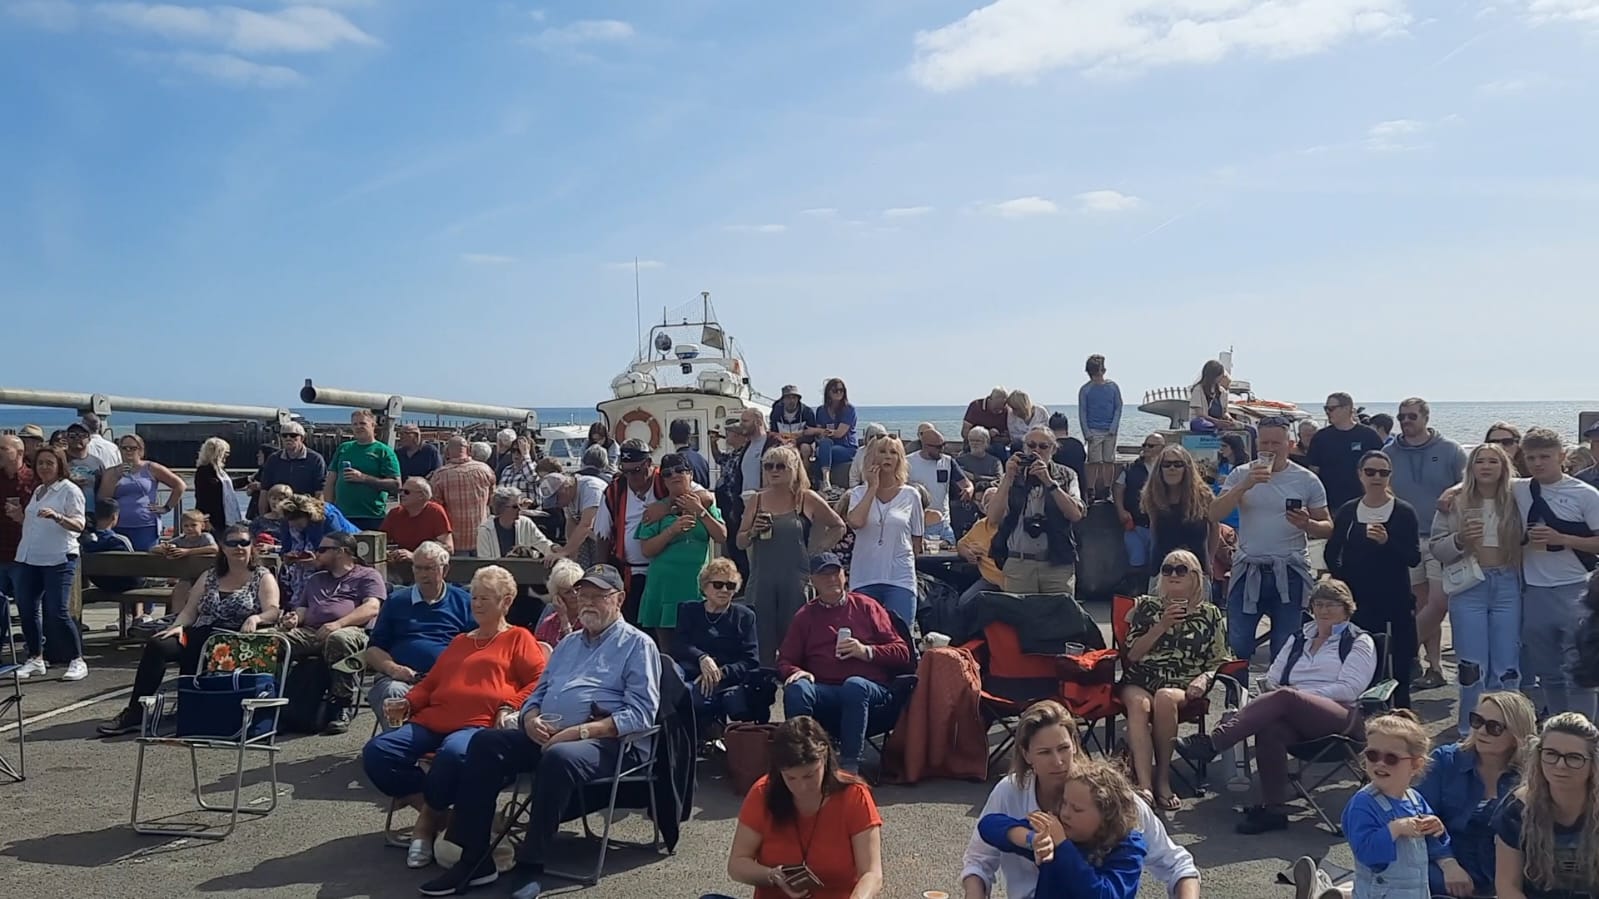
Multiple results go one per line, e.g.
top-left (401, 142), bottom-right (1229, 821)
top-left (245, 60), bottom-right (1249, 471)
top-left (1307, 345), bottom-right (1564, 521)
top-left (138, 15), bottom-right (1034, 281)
top-left (1014, 453), bottom-right (1038, 469)
top-left (1022, 515), bottom-right (1048, 538)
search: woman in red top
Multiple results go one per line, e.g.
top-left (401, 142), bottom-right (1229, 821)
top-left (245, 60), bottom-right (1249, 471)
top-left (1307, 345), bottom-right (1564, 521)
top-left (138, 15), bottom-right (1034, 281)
top-left (362, 565), bottom-right (546, 870)
top-left (705, 716), bottom-right (884, 899)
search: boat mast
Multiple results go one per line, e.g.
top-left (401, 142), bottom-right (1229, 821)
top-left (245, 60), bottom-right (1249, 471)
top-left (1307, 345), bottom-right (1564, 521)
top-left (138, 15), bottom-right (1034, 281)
top-left (634, 257), bottom-right (643, 362)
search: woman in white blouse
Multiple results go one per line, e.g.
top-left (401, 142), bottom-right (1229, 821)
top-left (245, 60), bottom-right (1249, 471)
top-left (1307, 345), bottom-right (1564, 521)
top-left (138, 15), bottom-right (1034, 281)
top-left (960, 700), bottom-right (1201, 899)
top-left (475, 486), bottom-right (556, 560)
top-left (1004, 391), bottom-right (1050, 451)
top-left (843, 437), bottom-right (923, 627)
top-left (12, 446), bottom-right (89, 681)
top-left (1173, 577), bottom-right (1377, 835)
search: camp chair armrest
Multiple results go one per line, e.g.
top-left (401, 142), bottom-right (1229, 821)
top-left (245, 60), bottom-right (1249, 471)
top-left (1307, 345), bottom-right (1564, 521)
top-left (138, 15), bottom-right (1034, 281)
top-left (1358, 679), bottom-right (1398, 713)
top-left (138, 695), bottom-right (158, 711)
top-left (1215, 672), bottom-right (1248, 707)
top-left (619, 724), bottom-right (663, 748)
top-left (241, 698), bottom-right (290, 710)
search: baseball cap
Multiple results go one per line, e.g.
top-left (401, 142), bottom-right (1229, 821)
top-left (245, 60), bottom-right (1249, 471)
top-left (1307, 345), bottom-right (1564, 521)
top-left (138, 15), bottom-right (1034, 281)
top-left (577, 564), bottom-right (625, 593)
top-left (808, 552), bottom-right (844, 574)
top-left (18, 424), bottom-right (45, 441)
top-left (618, 443), bottom-right (653, 464)
top-left (781, 385), bottom-right (801, 398)
top-left (65, 422), bottom-right (90, 434)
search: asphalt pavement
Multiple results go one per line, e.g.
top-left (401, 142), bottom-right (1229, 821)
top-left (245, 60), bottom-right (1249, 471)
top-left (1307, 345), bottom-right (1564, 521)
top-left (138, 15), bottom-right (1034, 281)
top-left (0, 602), bottom-right (1462, 899)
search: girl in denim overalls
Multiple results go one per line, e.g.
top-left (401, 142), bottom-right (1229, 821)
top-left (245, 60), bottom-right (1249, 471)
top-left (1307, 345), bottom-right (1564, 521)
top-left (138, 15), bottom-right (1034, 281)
top-left (1339, 710), bottom-right (1451, 899)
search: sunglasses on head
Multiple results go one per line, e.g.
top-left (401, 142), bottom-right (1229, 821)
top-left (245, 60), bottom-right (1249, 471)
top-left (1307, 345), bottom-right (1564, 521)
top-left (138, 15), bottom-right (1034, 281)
top-left (1362, 467), bottom-right (1392, 478)
top-left (1160, 460), bottom-right (1187, 469)
top-left (1468, 713), bottom-right (1507, 737)
top-left (707, 580), bottom-right (738, 590)
top-left (1541, 748), bottom-right (1591, 769)
top-left (1160, 564), bottom-right (1192, 577)
top-left (762, 461), bottom-right (788, 471)
top-left (1364, 749), bottom-right (1417, 767)
top-left (1397, 412), bottom-right (1420, 422)
top-left (222, 538), bottom-right (252, 549)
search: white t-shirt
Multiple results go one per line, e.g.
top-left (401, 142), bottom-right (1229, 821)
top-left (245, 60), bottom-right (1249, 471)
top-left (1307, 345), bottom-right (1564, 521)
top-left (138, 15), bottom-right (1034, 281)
top-left (1512, 476), bottom-right (1599, 587)
top-left (1223, 461), bottom-right (1328, 562)
top-left (87, 434), bottom-right (123, 470)
top-left (1355, 498), bottom-right (1394, 524)
top-left (908, 453), bottom-right (956, 519)
top-left (592, 487), bottom-right (653, 568)
top-left (846, 484), bottom-right (924, 592)
top-left (1006, 406), bottom-right (1050, 445)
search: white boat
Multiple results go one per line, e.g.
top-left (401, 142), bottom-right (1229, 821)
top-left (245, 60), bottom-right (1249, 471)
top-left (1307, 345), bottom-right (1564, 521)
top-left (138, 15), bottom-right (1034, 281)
top-left (536, 424), bottom-right (590, 473)
top-left (1138, 349), bottom-right (1313, 429)
top-left (595, 292), bottom-right (773, 468)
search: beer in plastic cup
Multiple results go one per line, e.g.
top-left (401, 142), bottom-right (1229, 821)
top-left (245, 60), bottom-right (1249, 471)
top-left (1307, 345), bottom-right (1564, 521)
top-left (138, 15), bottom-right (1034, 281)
top-left (382, 697), bottom-right (409, 729)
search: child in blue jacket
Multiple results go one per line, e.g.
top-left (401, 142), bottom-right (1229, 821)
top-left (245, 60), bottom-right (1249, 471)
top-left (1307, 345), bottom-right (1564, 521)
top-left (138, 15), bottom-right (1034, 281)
top-left (979, 759), bottom-right (1146, 899)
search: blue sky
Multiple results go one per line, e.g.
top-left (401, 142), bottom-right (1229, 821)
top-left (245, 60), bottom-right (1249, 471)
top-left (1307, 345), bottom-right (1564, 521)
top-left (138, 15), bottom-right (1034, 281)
top-left (3, 0), bottom-right (1596, 410)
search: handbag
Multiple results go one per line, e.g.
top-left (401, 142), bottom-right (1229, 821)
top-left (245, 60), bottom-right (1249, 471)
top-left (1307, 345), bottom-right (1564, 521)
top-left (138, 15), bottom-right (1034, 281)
top-left (1441, 554), bottom-right (1485, 596)
top-left (723, 722), bottom-right (777, 795)
top-left (175, 670), bottom-right (277, 740)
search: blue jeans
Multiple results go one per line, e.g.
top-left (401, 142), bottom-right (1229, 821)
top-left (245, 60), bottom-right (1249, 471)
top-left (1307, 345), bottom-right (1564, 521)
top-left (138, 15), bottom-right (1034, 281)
top-left (783, 676), bottom-right (894, 771)
top-left (1449, 566), bottom-right (1522, 737)
top-left (14, 559), bottom-right (81, 662)
top-left (855, 583), bottom-right (916, 629)
top-left (1522, 580), bottom-right (1596, 721)
top-left (924, 520), bottom-right (956, 544)
top-left (1124, 525), bottom-right (1152, 568)
top-left (362, 722), bottom-right (483, 809)
top-left (1226, 566), bottom-right (1304, 662)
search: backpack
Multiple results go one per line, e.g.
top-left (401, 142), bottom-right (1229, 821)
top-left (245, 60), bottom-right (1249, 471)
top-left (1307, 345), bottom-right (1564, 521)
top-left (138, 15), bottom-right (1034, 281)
top-left (278, 659), bottom-right (331, 735)
top-left (1279, 624), bottom-right (1362, 686)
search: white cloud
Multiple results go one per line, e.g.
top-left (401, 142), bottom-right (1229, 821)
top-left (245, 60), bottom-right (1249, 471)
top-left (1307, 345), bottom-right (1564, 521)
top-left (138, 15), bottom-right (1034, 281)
top-left (984, 196), bottom-right (1059, 217)
top-left (528, 18), bottom-right (635, 48)
top-left (461, 253), bottom-right (516, 265)
top-left (5, 0), bottom-right (79, 30)
top-left (882, 205), bottom-right (935, 218)
top-left (1364, 118), bottom-right (1427, 151)
top-left (163, 50), bottom-right (304, 87)
top-left (724, 223), bottom-right (787, 234)
top-left (1479, 73), bottom-right (1556, 95)
top-left (1516, 0), bottom-right (1599, 24)
top-left (909, 0), bottom-right (1412, 90)
top-left (94, 3), bottom-right (378, 54)
top-left (606, 259), bottom-right (665, 270)
top-left (1076, 189), bottom-right (1142, 212)
top-left (799, 207), bottom-right (837, 217)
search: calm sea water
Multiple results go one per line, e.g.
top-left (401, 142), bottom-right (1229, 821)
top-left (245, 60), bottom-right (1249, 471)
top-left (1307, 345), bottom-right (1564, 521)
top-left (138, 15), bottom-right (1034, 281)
top-left (1, 401), bottom-right (1594, 445)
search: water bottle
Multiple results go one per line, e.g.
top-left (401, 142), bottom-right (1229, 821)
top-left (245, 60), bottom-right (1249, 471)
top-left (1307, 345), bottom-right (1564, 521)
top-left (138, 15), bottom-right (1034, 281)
top-left (1218, 708), bottom-right (1252, 792)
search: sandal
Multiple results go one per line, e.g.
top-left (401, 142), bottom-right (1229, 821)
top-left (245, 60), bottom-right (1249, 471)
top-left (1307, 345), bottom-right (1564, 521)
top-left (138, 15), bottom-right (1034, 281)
top-left (1155, 792), bottom-right (1182, 812)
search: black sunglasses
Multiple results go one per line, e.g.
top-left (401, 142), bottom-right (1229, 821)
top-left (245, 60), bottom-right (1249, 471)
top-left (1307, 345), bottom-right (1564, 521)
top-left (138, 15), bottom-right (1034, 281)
top-left (1364, 749), bottom-right (1417, 767)
top-left (1160, 460), bottom-right (1187, 469)
top-left (1397, 412), bottom-right (1420, 422)
top-left (762, 462), bottom-right (788, 471)
top-left (1323, 404), bottom-right (1347, 413)
top-left (707, 580), bottom-right (738, 591)
top-left (1160, 564), bottom-right (1192, 577)
top-left (1141, 443), bottom-right (1162, 450)
top-left (223, 538), bottom-right (252, 548)
top-left (1488, 437), bottom-right (1518, 446)
top-left (1468, 713), bottom-right (1506, 737)
top-left (1362, 467), bottom-right (1392, 478)
top-left (1024, 442), bottom-right (1054, 451)
top-left (659, 466), bottom-right (690, 478)
top-left (620, 465), bottom-right (649, 475)
top-left (1541, 748), bottom-right (1590, 769)
top-left (315, 545), bottom-right (340, 554)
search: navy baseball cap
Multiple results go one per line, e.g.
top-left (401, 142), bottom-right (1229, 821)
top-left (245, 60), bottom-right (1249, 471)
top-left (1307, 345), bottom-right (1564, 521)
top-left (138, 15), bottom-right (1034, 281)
top-left (577, 564), bottom-right (625, 593)
top-left (808, 552), bottom-right (844, 574)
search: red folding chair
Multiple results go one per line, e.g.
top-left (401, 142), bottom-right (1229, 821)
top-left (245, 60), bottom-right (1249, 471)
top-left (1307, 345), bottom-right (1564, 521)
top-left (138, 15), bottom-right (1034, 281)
top-left (964, 621), bottom-right (1119, 768)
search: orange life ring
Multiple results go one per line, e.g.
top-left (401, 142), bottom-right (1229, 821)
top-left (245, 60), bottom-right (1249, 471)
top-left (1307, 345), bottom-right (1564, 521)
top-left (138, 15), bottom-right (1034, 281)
top-left (1247, 399), bottom-right (1295, 409)
top-left (616, 409), bottom-right (663, 450)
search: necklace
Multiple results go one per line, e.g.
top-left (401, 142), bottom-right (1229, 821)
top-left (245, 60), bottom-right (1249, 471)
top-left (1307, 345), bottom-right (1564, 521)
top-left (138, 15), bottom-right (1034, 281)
top-left (470, 626), bottom-right (508, 649)
top-left (703, 603), bottom-right (731, 625)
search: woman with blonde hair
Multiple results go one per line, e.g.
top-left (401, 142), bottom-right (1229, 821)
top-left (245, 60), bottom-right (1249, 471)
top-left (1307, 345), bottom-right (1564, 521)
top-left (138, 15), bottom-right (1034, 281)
top-left (843, 436), bottom-right (924, 626)
top-left (1493, 712), bottom-right (1599, 899)
top-left (98, 433), bottom-right (185, 552)
top-left (277, 493), bottom-right (357, 602)
top-left (1483, 421), bottom-right (1531, 477)
top-left (961, 700), bottom-right (1200, 899)
top-left (194, 436), bottom-right (248, 531)
top-left (736, 444), bottom-right (844, 663)
top-left (1005, 390), bottom-right (1050, 451)
top-left (674, 558), bottom-right (768, 726)
top-left (534, 558), bottom-right (584, 646)
top-left (1118, 549), bottom-right (1229, 810)
top-left (1140, 446), bottom-right (1215, 591)
top-left (1431, 441), bottom-right (1525, 738)
top-left (1415, 691), bottom-right (1537, 897)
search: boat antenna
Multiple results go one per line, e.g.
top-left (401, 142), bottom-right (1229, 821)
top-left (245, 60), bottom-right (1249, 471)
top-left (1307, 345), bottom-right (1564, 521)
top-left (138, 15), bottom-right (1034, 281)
top-left (634, 257), bottom-right (642, 361)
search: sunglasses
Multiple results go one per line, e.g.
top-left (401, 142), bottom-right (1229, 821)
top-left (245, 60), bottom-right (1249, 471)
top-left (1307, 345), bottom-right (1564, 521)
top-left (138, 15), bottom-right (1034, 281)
top-left (119, 444), bottom-right (140, 451)
top-left (1362, 468), bottom-right (1392, 478)
top-left (398, 488), bottom-right (414, 495)
top-left (282, 433), bottom-right (304, 440)
top-left (707, 580), bottom-right (738, 590)
top-left (1364, 749), bottom-right (1418, 767)
top-left (222, 539), bottom-right (252, 548)
top-left (1397, 412), bottom-right (1421, 422)
top-left (1468, 713), bottom-right (1507, 737)
top-left (762, 462), bottom-right (788, 471)
top-left (828, 386), bottom-right (845, 393)
top-left (620, 465), bottom-right (649, 475)
top-left (1160, 460), bottom-right (1187, 469)
top-left (659, 466), bottom-right (690, 478)
top-left (1024, 442), bottom-right (1054, 451)
top-left (1160, 564), bottom-right (1192, 577)
top-left (1323, 405), bottom-right (1347, 413)
top-left (315, 545), bottom-right (340, 554)
top-left (1541, 748), bottom-right (1591, 769)
top-left (1488, 437), bottom-right (1518, 446)
top-left (1141, 443), bottom-right (1162, 450)
top-left (923, 444), bottom-right (944, 451)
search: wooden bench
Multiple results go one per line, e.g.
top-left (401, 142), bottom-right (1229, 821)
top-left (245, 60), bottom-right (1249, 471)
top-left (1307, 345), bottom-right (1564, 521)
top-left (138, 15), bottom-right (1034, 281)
top-left (78, 552), bottom-right (280, 639)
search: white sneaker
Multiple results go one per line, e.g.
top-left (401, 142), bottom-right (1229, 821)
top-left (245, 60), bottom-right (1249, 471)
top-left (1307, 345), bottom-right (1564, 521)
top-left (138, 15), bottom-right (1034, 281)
top-left (14, 658), bottom-right (46, 679)
top-left (63, 658), bottom-right (88, 681)
top-left (406, 837), bottom-right (435, 869)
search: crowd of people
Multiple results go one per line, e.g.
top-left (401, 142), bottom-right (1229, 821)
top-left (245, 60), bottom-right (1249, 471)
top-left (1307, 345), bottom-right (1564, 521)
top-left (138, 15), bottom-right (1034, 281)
top-left (4, 361), bottom-right (1599, 898)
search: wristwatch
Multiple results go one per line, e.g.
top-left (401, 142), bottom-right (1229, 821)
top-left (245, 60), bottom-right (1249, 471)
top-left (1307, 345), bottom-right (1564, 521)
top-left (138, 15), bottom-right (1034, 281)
top-left (579, 723), bottom-right (591, 740)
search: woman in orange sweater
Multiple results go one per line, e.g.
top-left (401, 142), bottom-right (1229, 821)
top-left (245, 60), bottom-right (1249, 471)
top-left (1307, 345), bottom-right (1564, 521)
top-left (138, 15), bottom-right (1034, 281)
top-left (362, 565), bottom-right (547, 870)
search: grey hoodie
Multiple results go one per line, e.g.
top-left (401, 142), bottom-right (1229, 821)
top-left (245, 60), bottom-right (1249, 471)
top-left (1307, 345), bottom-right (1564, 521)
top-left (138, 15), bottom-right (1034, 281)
top-left (1388, 429), bottom-right (1468, 531)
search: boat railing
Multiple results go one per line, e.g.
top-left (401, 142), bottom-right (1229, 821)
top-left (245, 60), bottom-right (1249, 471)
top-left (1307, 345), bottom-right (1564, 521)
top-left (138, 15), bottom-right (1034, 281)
top-left (1141, 386), bottom-right (1188, 405)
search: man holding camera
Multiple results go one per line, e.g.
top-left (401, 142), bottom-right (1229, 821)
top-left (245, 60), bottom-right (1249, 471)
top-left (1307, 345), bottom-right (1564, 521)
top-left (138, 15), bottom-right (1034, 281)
top-left (988, 427), bottom-right (1085, 594)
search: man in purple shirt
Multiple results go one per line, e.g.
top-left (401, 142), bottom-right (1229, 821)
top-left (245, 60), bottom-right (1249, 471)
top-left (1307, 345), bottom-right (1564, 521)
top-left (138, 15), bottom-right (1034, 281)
top-left (279, 531), bottom-right (385, 734)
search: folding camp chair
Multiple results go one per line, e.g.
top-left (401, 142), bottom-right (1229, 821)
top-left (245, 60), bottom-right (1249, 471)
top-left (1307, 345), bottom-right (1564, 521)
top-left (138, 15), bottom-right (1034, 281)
top-left (130, 630), bottom-right (291, 839)
top-left (963, 619), bottom-right (1117, 765)
top-left (0, 593), bottom-right (23, 783)
top-left (1108, 594), bottom-right (1248, 795)
top-left (1284, 626), bottom-right (1397, 835)
top-left (862, 610), bottom-right (921, 770)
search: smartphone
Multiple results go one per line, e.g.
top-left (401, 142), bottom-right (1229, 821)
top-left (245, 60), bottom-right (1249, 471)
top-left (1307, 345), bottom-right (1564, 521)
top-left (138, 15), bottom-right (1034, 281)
top-left (780, 863), bottom-right (824, 893)
top-left (1285, 498), bottom-right (1304, 512)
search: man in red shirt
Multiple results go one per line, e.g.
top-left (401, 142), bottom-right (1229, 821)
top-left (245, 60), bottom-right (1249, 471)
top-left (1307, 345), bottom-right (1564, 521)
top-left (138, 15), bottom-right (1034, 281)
top-left (777, 552), bottom-right (913, 773)
top-left (381, 477), bottom-right (455, 563)
top-left (1, 435), bottom-right (38, 644)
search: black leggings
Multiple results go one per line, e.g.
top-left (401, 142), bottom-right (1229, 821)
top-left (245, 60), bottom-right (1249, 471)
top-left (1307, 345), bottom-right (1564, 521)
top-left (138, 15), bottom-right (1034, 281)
top-left (127, 626), bottom-right (217, 710)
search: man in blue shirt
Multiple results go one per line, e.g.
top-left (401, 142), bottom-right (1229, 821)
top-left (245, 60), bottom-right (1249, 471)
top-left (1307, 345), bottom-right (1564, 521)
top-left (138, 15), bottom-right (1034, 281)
top-left (423, 564), bottom-right (661, 898)
top-left (362, 540), bottom-right (473, 731)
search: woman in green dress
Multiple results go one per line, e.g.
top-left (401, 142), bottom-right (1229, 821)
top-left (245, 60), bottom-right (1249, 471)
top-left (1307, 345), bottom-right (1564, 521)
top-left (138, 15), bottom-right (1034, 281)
top-left (1119, 548), bottom-right (1230, 811)
top-left (637, 454), bottom-right (727, 642)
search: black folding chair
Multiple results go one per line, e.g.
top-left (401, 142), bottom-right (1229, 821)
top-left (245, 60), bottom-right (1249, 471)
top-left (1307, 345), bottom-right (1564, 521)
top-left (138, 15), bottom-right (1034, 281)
top-left (0, 593), bottom-right (23, 783)
top-left (1284, 627), bottom-right (1397, 835)
top-left (862, 610), bottom-right (920, 770)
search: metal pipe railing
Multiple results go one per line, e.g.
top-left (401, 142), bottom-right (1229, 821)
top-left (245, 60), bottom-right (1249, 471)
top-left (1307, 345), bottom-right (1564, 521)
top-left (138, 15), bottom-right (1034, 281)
top-left (0, 387), bottom-right (290, 423)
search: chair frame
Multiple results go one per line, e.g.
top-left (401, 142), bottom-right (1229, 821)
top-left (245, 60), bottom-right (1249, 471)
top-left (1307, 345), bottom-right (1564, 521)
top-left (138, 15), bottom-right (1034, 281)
top-left (130, 630), bottom-right (292, 840)
top-left (1283, 627), bottom-right (1398, 835)
top-left (0, 595), bottom-right (21, 783)
top-left (489, 725), bottom-right (666, 885)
